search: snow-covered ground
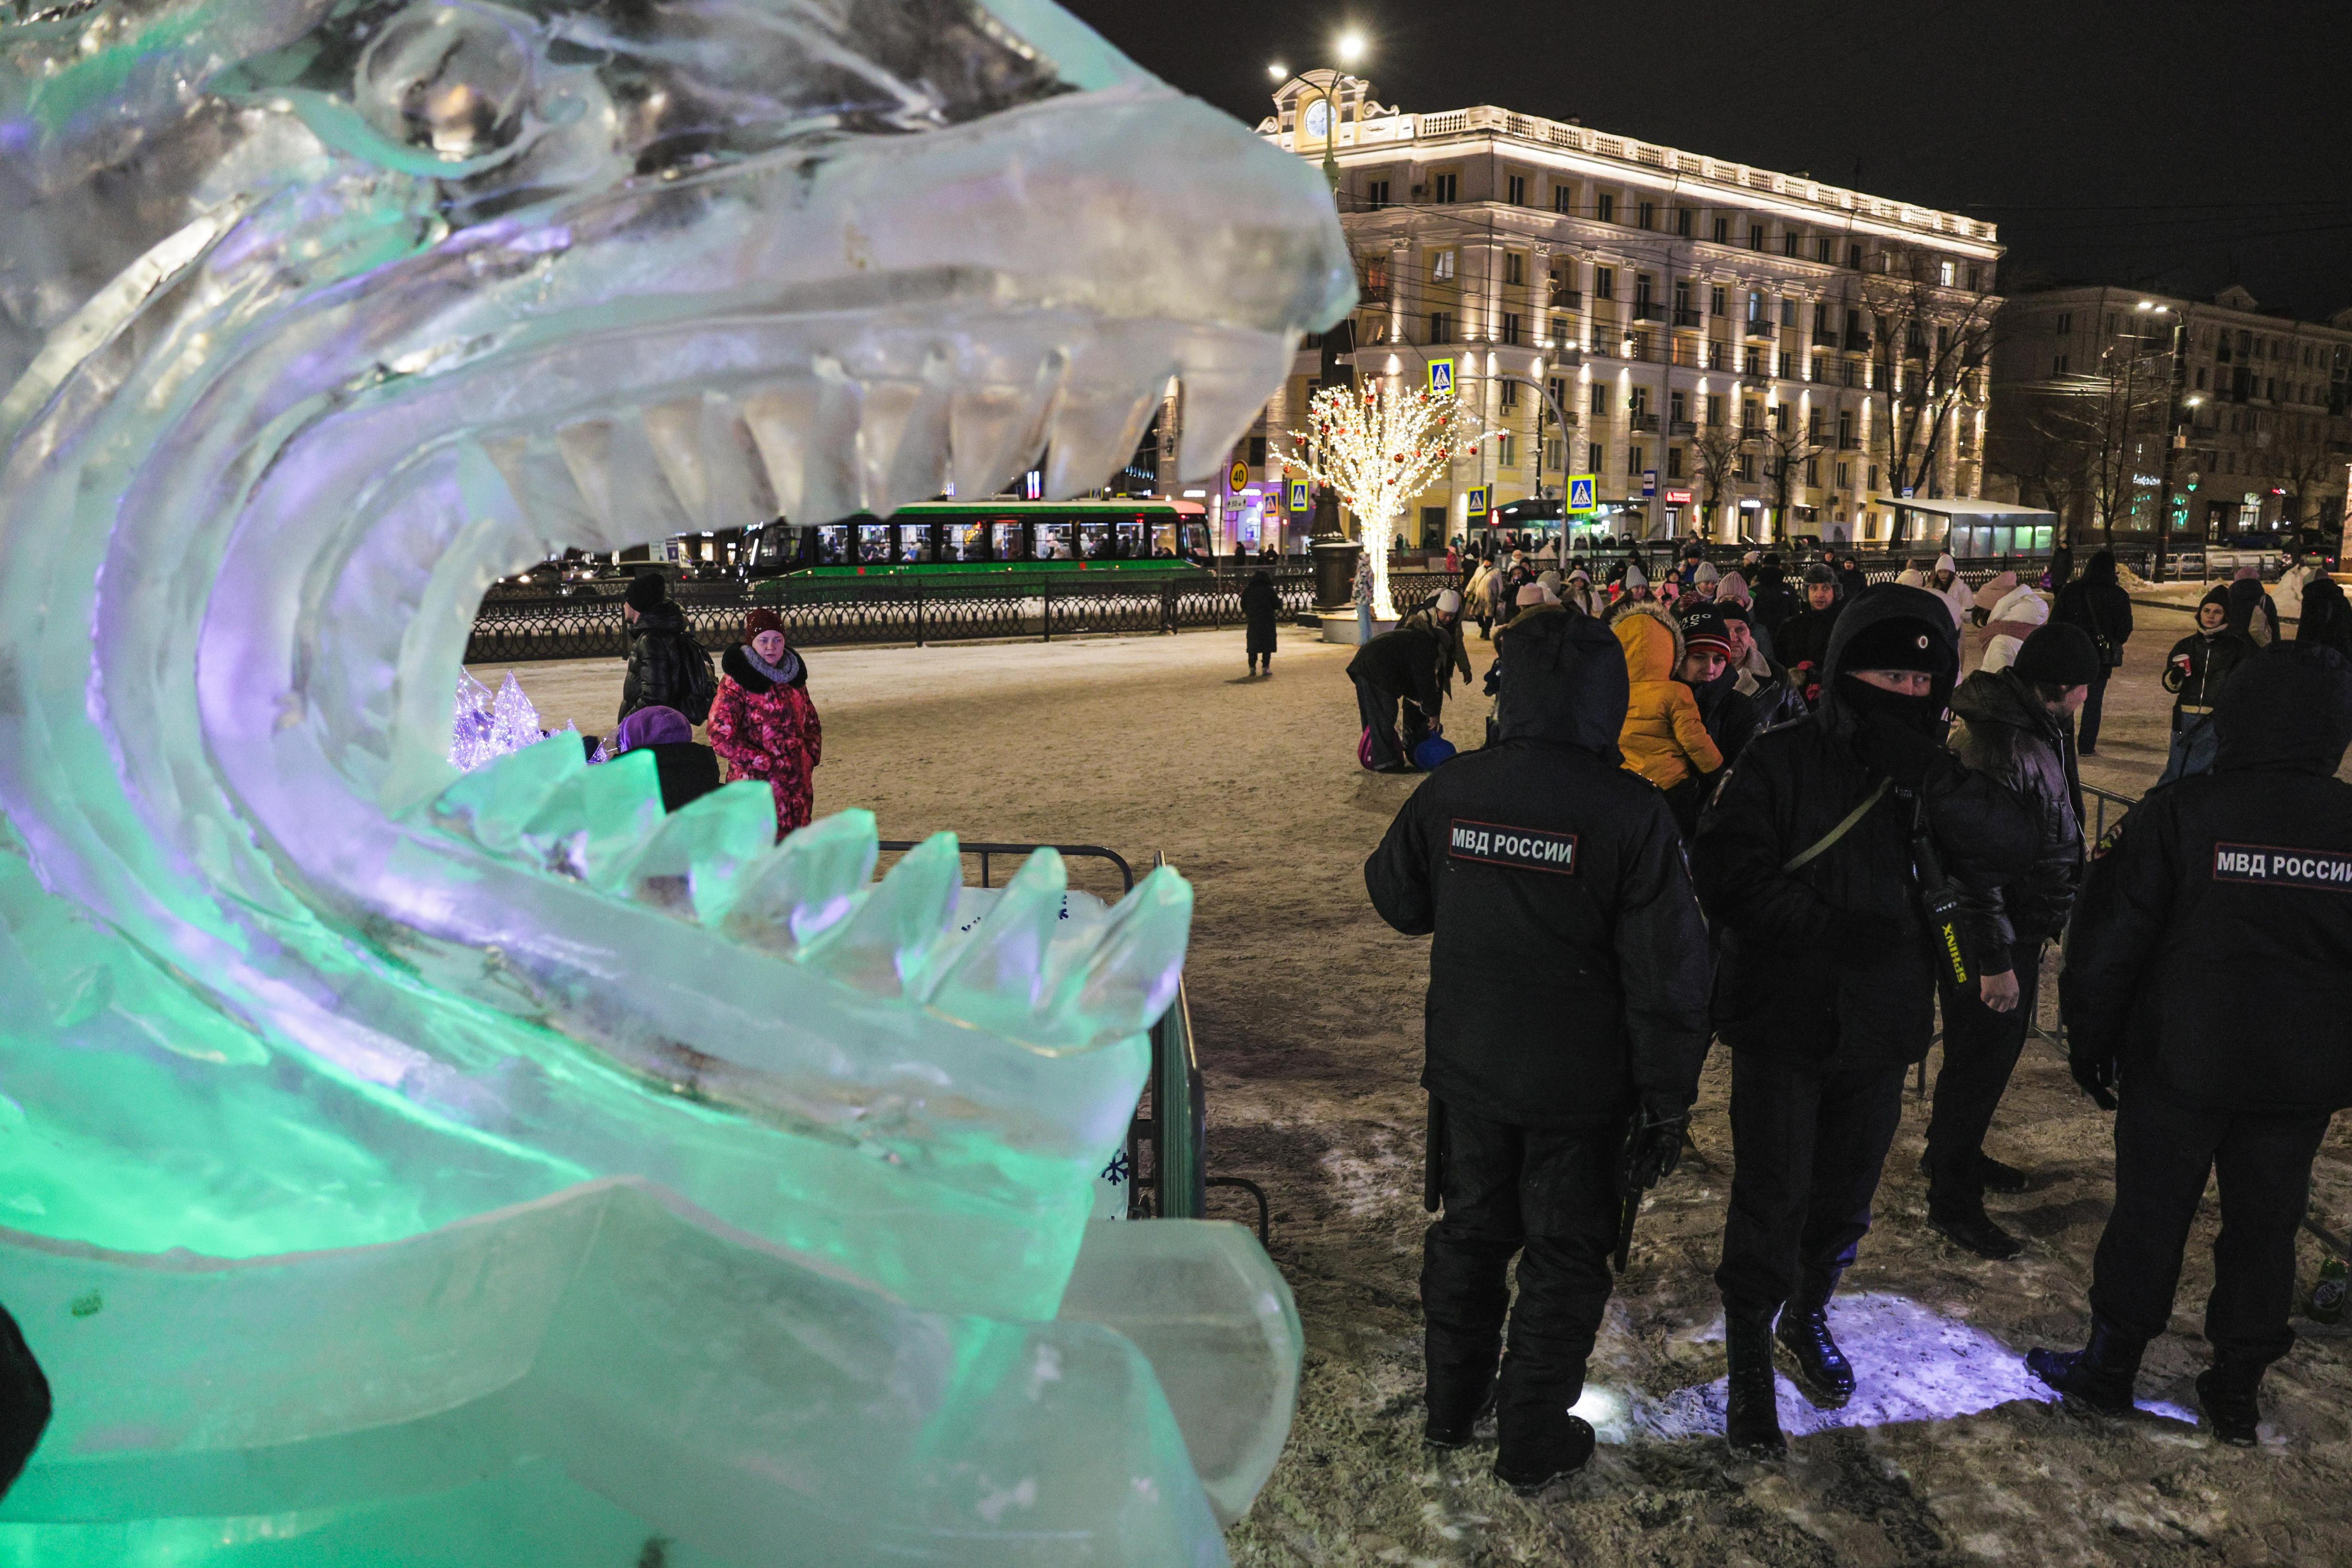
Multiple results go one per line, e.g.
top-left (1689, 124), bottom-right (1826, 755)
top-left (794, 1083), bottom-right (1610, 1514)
top-left (474, 612), bottom-right (2352, 1567)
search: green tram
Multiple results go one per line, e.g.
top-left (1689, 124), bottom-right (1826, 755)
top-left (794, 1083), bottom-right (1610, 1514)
top-left (738, 500), bottom-right (1212, 581)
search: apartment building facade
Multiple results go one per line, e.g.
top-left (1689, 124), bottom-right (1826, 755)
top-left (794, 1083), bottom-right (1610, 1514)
top-left (1986, 284), bottom-right (2352, 549)
top-left (1238, 71), bottom-right (2002, 550)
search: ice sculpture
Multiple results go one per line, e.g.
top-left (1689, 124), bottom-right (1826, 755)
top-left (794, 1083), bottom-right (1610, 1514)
top-left (0, 0), bottom-right (1349, 1556)
top-left (451, 667), bottom-right (556, 769)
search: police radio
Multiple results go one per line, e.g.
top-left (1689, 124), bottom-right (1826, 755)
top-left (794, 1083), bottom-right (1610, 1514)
top-left (1904, 792), bottom-right (1972, 989)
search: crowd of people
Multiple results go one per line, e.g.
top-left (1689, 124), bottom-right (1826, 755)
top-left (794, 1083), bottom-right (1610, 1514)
top-left (583, 570), bottom-right (825, 839)
top-left (1354, 534), bottom-right (2352, 1494)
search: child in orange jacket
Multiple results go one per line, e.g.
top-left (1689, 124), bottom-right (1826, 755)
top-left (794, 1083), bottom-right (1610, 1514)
top-left (1611, 603), bottom-right (1723, 793)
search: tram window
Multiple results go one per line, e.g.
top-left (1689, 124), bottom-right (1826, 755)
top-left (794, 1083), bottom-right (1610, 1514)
top-left (1182, 522), bottom-right (1208, 556)
top-left (1150, 523), bottom-right (1177, 557)
top-left (943, 521), bottom-right (987, 561)
top-left (990, 520), bottom-right (1024, 560)
top-left (897, 523), bottom-right (934, 563)
top-left (814, 524), bottom-right (849, 564)
top-left (1033, 522), bottom-right (1073, 560)
top-left (1078, 523), bottom-right (1111, 558)
top-left (856, 523), bottom-right (890, 563)
top-left (1114, 522), bottom-right (1145, 558)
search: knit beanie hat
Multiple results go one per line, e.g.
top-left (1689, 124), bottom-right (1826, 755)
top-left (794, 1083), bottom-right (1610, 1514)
top-left (2010, 623), bottom-right (2100, 689)
top-left (1623, 562), bottom-right (1648, 590)
top-left (625, 570), bottom-right (669, 612)
top-left (2199, 583), bottom-right (2232, 616)
top-left (1680, 608), bottom-right (1734, 657)
top-left (1436, 588), bottom-right (1462, 613)
top-left (1802, 562), bottom-right (1836, 586)
top-left (743, 606), bottom-right (786, 640)
top-left (1840, 615), bottom-right (1945, 674)
top-left (1693, 560), bottom-right (1720, 584)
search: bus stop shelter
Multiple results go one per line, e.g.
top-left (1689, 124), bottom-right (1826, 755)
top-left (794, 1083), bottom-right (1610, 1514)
top-left (1873, 496), bottom-right (2060, 559)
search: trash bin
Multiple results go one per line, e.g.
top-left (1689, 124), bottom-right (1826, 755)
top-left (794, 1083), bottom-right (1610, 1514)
top-left (1310, 538), bottom-right (1361, 612)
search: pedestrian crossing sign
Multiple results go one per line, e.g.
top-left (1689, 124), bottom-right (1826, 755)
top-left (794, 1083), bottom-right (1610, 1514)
top-left (1566, 475), bottom-right (1598, 513)
top-left (1288, 480), bottom-right (1310, 512)
top-left (1466, 486), bottom-right (1489, 518)
top-left (1429, 357), bottom-right (1455, 396)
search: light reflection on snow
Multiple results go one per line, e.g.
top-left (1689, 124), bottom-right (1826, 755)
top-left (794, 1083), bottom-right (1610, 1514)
top-left (1582, 1293), bottom-right (2198, 1445)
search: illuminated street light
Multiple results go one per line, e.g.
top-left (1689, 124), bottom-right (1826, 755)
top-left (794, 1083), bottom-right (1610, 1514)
top-left (1335, 31), bottom-right (1366, 65)
top-left (1268, 62), bottom-right (1287, 79)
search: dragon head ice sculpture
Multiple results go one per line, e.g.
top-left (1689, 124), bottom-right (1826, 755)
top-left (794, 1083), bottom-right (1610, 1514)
top-left (0, 0), bottom-right (1351, 1558)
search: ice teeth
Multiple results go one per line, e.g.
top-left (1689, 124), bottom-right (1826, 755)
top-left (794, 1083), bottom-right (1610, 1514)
top-left (428, 733), bottom-right (584, 853)
top-left (553, 419), bottom-right (618, 539)
top-left (605, 412), bottom-right (699, 540)
top-left (922, 846), bottom-right (1065, 1029)
top-left (646, 395), bottom-right (775, 535)
top-left (722, 808), bottom-right (881, 954)
top-left (516, 749), bottom-right (665, 883)
top-left (855, 375), bottom-right (950, 517)
top-left (1175, 331), bottom-right (1295, 480)
top-left (796, 832), bottom-right (961, 997)
top-left (1042, 381), bottom-right (1163, 500)
top-left (744, 364), bottom-right (864, 525)
top-left (612, 781), bottom-right (778, 924)
top-left (948, 381), bottom-right (1043, 499)
top-left (1045, 866), bottom-right (1193, 1051)
top-left (740, 381), bottom-right (816, 523)
top-left (481, 434), bottom-right (618, 551)
top-left (642, 399), bottom-right (713, 523)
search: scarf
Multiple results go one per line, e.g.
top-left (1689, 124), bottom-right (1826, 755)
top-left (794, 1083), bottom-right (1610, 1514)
top-left (745, 644), bottom-right (802, 687)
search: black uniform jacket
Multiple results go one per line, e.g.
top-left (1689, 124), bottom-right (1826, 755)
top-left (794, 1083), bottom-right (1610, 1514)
top-left (1948, 669), bottom-right (2082, 948)
top-left (1349, 626), bottom-right (1445, 714)
top-left (1690, 586), bottom-right (2038, 1067)
top-left (1366, 606), bottom-right (1712, 1130)
top-left (2061, 645), bottom-right (2352, 1116)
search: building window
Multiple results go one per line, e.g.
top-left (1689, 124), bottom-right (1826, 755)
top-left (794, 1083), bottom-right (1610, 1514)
top-left (1593, 267), bottom-right (1615, 300)
top-left (1431, 249), bottom-right (1456, 281)
top-left (1500, 378), bottom-right (1519, 408)
top-left (1670, 390), bottom-right (1687, 422)
top-left (1805, 456), bottom-right (1820, 486)
top-left (1629, 444), bottom-right (1645, 476)
top-left (1588, 441), bottom-right (1605, 471)
top-left (1546, 437), bottom-right (1564, 471)
top-left (1596, 192), bottom-right (1615, 223)
top-left (1966, 265), bottom-right (1981, 292)
top-left (1709, 286), bottom-right (1727, 317)
top-left (1551, 315), bottom-right (1569, 343)
top-left (1553, 184), bottom-right (1575, 214)
top-left (1506, 174), bottom-right (1526, 205)
top-left (1707, 341), bottom-right (1726, 369)
top-left (2052, 353), bottom-right (2069, 376)
top-left (1501, 312), bottom-right (1523, 345)
top-left (1667, 446), bottom-right (1685, 478)
top-left (2195, 366), bottom-right (2207, 389)
top-left (1497, 434), bottom-right (1515, 467)
top-left (1749, 223), bottom-right (1765, 250)
top-left (1782, 233), bottom-right (1799, 257)
top-left (2054, 311), bottom-right (2072, 334)
top-left (1816, 236), bottom-right (1833, 262)
top-left (1771, 403), bottom-right (1789, 432)
top-left (1364, 179), bottom-right (1390, 210)
top-left (1712, 215), bottom-right (1730, 243)
top-left (1836, 461), bottom-right (1851, 489)
top-left (1676, 208), bottom-right (1693, 237)
top-left (1637, 200), bottom-right (1655, 230)
top-left (1742, 399), bottom-right (1762, 432)
top-left (1505, 252), bottom-right (1525, 285)
top-left (1589, 384), bottom-right (1608, 416)
top-left (1743, 346), bottom-right (1763, 377)
top-left (1847, 243), bottom-right (1863, 269)
top-left (1736, 452), bottom-right (1755, 480)
top-left (1868, 464), bottom-right (1880, 490)
top-left (1429, 312), bottom-right (1455, 343)
top-left (1939, 260), bottom-right (1956, 286)
top-left (1780, 298), bottom-right (1799, 327)
top-left (1706, 393), bottom-right (1724, 425)
top-left (1808, 407), bottom-right (1824, 439)
top-left (1432, 172), bottom-right (1458, 203)
top-left (1747, 290), bottom-right (1765, 323)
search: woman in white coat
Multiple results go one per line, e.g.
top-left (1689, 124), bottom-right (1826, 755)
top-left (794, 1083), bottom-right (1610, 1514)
top-left (1977, 578), bottom-right (2050, 672)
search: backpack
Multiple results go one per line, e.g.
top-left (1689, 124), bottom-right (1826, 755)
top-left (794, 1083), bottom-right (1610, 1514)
top-left (679, 637), bottom-right (718, 725)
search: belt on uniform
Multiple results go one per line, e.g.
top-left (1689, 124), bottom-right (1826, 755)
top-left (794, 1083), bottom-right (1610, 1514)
top-left (2177, 703), bottom-right (2215, 715)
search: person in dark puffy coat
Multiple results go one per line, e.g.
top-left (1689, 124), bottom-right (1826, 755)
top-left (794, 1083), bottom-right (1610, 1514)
top-left (1241, 570), bottom-right (1279, 677)
top-left (1366, 603), bottom-right (1711, 1493)
top-left (2034, 643), bottom-right (2352, 1447)
top-left (2053, 549), bottom-right (2132, 753)
top-left (1690, 584), bottom-right (2036, 1458)
top-left (1351, 623), bottom-right (1445, 773)
top-left (619, 570), bottom-right (714, 723)
top-left (2298, 573), bottom-right (2352, 657)
top-left (2158, 585), bottom-right (2258, 784)
top-left (1678, 607), bottom-right (1762, 773)
top-left (707, 607), bottom-right (822, 838)
top-left (1772, 565), bottom-right (1845, 705)
top-left (1922, 623), bottom-right (2097, 1259)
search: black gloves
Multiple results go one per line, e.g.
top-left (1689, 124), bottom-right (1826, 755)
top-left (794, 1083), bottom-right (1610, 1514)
top-left (1852, 712), bottom-right (1946, 791)
top-left (1623, 1105), bottom-right (1690, 1191)
top-left (2069, 1053), bottom-right (2119, 1111)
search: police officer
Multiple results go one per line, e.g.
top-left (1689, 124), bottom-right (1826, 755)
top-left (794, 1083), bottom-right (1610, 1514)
top-left (2032, 643), bottom-right (2352, 1445)
top-left (1691, 585), bottom-right (2034, 1458)
top-left (1366, 602), bottom-right (1711, 1492)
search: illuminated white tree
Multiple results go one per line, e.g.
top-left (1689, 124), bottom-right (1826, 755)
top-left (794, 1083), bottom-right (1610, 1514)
top-left (1277, 380), bottom-right (1487, 620)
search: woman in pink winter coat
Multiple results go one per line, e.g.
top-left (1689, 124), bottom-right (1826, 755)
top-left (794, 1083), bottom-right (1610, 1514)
top-left (707, 607), bottom-right (822, 838)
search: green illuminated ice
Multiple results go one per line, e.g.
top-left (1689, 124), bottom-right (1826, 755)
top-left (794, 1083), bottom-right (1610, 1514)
top-left (0, 0), bottom-right (1351, 1556)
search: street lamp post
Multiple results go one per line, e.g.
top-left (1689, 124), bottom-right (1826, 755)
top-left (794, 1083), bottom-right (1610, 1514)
top-left (2138, 300), bottom-right (2196, 583)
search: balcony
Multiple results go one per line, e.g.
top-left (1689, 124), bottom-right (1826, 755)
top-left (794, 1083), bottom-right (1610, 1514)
top-left (1844, 331), bottom-right (1872, 351)
top-left (1358, 280), bottom-right (1391, 303)
top-left (1549, 287), bottom-right (1582, 309)
top-left (1836, 436), bottom-right (1861, 450)
top-left (1670, 419), bottom-right (1697, 437)
top-left (1745, 319), bottom-right (1778, 338)
top-left (1630, 412), bottom-right (1661, 433)
top-left (1631, 301), bottom-right (1664, 322)
top-left (1811, 326), bottom-right (1839, 347)
top-left (1673, 307), bottom-right (1704, 328)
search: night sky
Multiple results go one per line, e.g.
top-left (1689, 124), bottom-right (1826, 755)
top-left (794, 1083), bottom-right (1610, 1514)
top-left (1061, 0), bottom-right (2352, 320)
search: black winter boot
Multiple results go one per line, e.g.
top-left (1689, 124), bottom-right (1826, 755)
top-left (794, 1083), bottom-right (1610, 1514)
top-left (1724, 1312), bottom-right (1787, 1458)
top-left (1928, 1198), bottom-right (2025, 1261)
top-left (2195, 1357), bottom-right (2265, 1448)
top-left (2026, 1316), bottom-right (2144, 1416)
top-left (1423, 1386), bottom-right (1495, 1450)
top-left (1776, 1300), bottom-right (1857, 1400)
top-left (1492, 1411), bottom-right (1596, 1494)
